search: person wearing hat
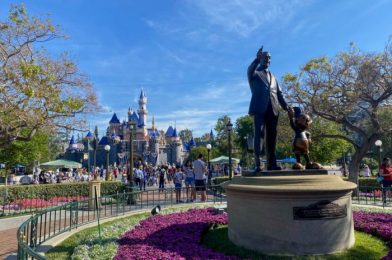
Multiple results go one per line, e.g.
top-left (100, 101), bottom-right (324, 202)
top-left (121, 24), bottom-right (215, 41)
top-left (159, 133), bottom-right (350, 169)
top-left (247, 47), bottom-right (291, 172)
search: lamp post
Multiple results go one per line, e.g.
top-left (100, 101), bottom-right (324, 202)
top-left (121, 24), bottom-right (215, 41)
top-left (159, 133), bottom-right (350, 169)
top-left (92, 137), bottom-right (97, 170)
top-left (128, 122), bottom-right (136, 184)
top-left (206, 143), bottom-right (212, 185)
top-left (375, 140), bottom-right (383, 167)
top-left (85, 131), bottom-right (94, 173)
top-left (104, 145), bottom-right (111, 181)
top-left (226, 120), bottom-right (233, 180)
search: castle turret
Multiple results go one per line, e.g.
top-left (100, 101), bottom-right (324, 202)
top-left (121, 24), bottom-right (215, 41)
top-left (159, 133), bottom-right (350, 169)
top-left (67, 135), bottom-right (78, 151)
top-left (138, 89), bottom-right (147, 129)
top-left (109, 113), bottom-right (121, 134)
top-left (136, 89), bottom-right (148, 139)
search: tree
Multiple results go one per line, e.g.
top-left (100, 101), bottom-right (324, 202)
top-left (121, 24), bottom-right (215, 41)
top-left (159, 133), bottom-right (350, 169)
top-left (283, 40), bottom-right (392, 184)
top-left (187, 146), bottom-right (218, 162)
top-left (234, 115), bottom-right (253, 166)
top-left (0, 130), bottom-right (50, 170)
top-left (214, 115), bottom-right (238, 156)
top-left (194, 132), bottom-right (212, 145)
top-left (0, 5), bottom-right (97, 148)
top-left (179, 129), bottom-right (193, 144)
top-left (308, 117), bottom-right (352, 164)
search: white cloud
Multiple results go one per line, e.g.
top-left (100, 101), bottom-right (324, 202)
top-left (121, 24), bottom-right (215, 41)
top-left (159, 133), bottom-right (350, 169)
top-left (188, 0), bottom-right (310, 37)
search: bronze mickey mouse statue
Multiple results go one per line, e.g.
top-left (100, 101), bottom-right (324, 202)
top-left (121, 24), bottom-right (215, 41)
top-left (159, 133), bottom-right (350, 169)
top-left (288, 107), bottom-right (322, 170)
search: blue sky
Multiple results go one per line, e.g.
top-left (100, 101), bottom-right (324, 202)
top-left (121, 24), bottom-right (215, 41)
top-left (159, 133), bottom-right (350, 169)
top-left (1, 0), bottom-right (392, 137)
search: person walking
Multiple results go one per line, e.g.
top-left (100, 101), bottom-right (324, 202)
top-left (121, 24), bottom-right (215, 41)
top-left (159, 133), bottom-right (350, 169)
top-left (158, 167), bottom-right (166, 192)
top-left (193, 154), bottom-right (207, 202)
top-left (379, 157), bottom-right (392, 204)
top-left (174, 165), bottom-right (185, 203)
top-left (184, 160), bottom-right (196, 202)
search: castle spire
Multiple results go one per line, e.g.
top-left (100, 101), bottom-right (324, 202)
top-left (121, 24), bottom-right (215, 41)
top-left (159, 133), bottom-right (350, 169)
top-left (138, 88), bottom-right (147, 132)
top-left (140, 88), bottom-right (146, 99)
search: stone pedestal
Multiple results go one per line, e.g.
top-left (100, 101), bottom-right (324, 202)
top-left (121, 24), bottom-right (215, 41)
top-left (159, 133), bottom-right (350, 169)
top-left (224, 171), bottom-right (357, 256)
top-left (89, 180), bottom-right (101, 210)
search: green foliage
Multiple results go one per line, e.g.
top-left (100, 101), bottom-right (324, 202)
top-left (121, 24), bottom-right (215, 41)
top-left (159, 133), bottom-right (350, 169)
top-left (282, 39), bottom-right (392, 183)
top-left (342, 177), bottom-right (379, 189)
top-left (212, 176), bottom-right (230, 185)
top-left (234, 115), bottom-right (253, 166)
top-left (188, 146), bottom-right (218, 162)
top-left (179, 129), bottom-right (193, 144)
top-left (202, 226), bottom-right (389, 260)
top-left (0, 181), bottom-right (122, 202)
top-left (358, 178), bottom-right (379, 189)
top-left (0, 4), bottom-right (97, 148)
top-left (309, 118), bottom-right (352, 164)
top-left (276, 112), bottom-right (294, 159)
top-left (0, 131), bottom-right (50, 169)
top-left (214, 115), bottom-right (238, 156)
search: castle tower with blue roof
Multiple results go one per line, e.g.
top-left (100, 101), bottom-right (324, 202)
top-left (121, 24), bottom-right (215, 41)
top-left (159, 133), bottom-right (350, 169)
top-left (136, 89), bottom-right (148, 139)
top-left (63, 89), bottom-right (189, 169)
top-left (91, 88), bottom-right (188, 167)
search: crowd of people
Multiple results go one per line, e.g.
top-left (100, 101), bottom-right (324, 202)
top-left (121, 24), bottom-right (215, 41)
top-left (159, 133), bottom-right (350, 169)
top-left (16, 154), bottom-right (215, 203)
top-left (129, 153), bottom-right (210, 203)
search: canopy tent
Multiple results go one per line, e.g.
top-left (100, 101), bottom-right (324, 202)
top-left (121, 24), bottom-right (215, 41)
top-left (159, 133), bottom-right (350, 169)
top-left (261, 157), bottom-right (297, 164)
top-left (40, 159), bottom-right (82, 168)
top-left (210, 156), bottom-right (240, 164)
top-left (281, 157), bottom-right (297, 164)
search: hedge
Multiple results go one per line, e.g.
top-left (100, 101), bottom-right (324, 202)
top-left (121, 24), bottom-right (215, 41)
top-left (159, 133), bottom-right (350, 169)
top-left (0, 181), bottom-right (122, 202)
top-left (212, 176), bottom-right (230, 185)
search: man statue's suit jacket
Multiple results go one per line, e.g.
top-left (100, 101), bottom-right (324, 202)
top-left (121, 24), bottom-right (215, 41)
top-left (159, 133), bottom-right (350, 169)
top-left (247, 59), bottom-right (288, 116)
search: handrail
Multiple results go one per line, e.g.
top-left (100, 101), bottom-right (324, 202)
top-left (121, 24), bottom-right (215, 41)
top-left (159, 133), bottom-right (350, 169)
top-left (16, 185), bottom-right (226, 260)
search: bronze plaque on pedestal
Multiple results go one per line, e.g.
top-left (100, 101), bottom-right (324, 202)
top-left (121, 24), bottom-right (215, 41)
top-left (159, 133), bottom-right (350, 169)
top-left (293, 200), bottom-right (346, 220)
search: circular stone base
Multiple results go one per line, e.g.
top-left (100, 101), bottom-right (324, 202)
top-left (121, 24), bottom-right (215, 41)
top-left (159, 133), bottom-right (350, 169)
top-left (224, 172), bottom-right (357, 256)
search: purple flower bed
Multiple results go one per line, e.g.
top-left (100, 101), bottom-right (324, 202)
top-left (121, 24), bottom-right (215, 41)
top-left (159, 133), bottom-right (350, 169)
top-left (115, 209), bottom-right (392, 259)
top-left (353, 211), bottom-right (392, 241)
top-left (115, 208), bottom-right (238, 260)
top-left (353, 211), bottom-right (392, 260)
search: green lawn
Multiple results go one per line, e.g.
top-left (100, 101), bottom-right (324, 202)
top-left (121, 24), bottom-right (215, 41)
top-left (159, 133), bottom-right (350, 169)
top-left (46, 212), bottom-right (150, 260)
top-left (202, 225), bottom-right (389, 260)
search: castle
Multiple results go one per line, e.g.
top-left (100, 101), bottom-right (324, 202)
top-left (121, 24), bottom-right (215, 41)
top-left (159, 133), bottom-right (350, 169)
top-left (64, 89), bottom-right (192, 169)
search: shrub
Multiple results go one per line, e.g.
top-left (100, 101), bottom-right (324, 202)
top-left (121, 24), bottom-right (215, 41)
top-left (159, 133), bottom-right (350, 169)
top-left (0, 181), bottom-right (122, 202)
top-left (212, 176), bottom-right (230, 185)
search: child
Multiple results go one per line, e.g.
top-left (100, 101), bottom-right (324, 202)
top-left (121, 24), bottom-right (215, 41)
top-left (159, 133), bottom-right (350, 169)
top-left (174, 165), bottom-right (185, 203)
top-left (184, 160), bottom-right (196, 202)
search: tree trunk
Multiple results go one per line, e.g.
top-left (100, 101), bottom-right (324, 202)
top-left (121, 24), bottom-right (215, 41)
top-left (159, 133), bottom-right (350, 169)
top-left (348, 143), bottom-right (370, 196)
top-left (348, 159), bottom-right (360, 196)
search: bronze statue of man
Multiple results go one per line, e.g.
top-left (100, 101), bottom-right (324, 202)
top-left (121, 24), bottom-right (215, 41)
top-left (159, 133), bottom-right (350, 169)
top-left (247, 47), bottom-right (290, 172)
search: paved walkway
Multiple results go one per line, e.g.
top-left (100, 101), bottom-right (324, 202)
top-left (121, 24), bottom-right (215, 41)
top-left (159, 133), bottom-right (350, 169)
top-left (0, 228), bottom-right (18, 259)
